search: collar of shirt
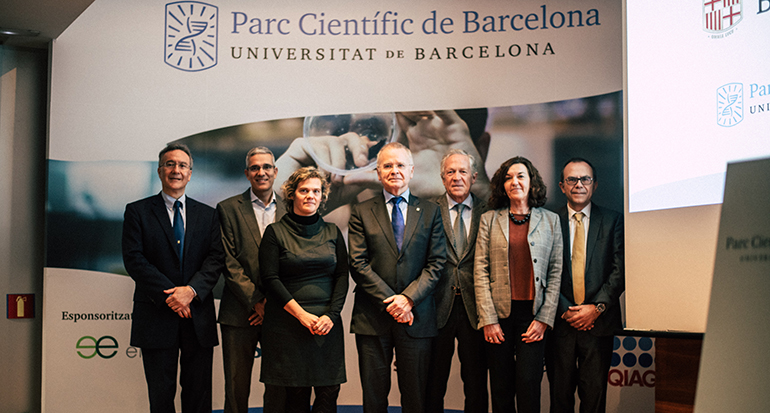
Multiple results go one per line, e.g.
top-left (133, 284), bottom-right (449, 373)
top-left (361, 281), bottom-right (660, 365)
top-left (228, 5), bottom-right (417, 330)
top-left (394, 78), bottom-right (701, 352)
top-left (251, 190), bottom-right (277, 236)
top-left (383, 188), bottom-right (410, 204)
top-left (251, 189), bottom-right (276, 209)
top-left (567, 202), bottom-right (591, 254)
top-left (161, 191), bottom-right (186, 225)
top-left (447, 193), bottom-right (473, 239)
top-left (384, 189), bottom-right (410, 223)
top-left (446, 193), bottom-right (473, 210)
top-left (567, 202), bottom-right (592, 221)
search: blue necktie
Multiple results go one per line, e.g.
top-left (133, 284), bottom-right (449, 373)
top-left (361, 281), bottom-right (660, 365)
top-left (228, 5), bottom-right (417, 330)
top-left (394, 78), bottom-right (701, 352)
top-left (173, 200), bottom-right (185, 263)
top-left (391, 196), bottom-right (405, 252)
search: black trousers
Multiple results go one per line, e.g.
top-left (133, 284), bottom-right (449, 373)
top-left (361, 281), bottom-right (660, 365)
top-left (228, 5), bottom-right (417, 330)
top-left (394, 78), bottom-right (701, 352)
top-left (280, 385), bottom-right (340, 413)
top-left (220, 324), bottom-right (286, 413)
top-left (545, 327), bottom-right (614, 413)
top-left (425, 294), bottom-right (488, 413)
top-left (141, 318), bottom-right (213, 413)
top-left (485, 300), bottom-right (545, 413)
top-left (355, 324), bottom-right (432, 413)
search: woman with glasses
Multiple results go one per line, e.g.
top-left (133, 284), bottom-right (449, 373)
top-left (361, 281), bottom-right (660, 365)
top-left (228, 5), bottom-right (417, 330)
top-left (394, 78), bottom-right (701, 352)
top-left (474, 156), bottom-right (563, 413)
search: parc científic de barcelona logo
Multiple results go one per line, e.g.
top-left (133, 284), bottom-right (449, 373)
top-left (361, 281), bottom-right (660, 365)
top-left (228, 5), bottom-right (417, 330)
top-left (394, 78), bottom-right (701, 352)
top-left (703, 0), bottom-right (742, 33)
top-left (165, 1), bottom-right (218, 72)
top-left (717, 83), bottom-right (744, 127)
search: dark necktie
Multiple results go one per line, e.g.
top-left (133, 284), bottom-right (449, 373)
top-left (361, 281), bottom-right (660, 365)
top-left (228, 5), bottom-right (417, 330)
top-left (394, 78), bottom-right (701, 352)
top-left (453, 203), bottom-right (467, 254)
top-left (173, 200), bottom-right (185, 263)
top-left (391, 196), bottom-right (405, 252)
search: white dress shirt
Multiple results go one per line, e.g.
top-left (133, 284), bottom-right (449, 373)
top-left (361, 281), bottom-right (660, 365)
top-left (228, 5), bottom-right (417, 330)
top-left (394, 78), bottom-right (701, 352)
top-left (251, 190), bottom-right (277, 236)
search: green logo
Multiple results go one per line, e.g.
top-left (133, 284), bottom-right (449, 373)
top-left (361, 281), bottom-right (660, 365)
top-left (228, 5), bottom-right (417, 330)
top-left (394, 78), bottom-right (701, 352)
top-left (76, 335), bottom-right (119, 359)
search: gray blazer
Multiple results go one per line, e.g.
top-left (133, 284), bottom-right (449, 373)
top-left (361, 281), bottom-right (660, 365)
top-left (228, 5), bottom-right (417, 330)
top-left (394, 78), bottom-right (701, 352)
top-left (216, 189), bottom-right (286, 327)
top-left (348, 193), bottom-right (447, 338)
top-left (434, 193), bottom-right (487, 330)
top-left (474, 207), bottom-right (563, 329)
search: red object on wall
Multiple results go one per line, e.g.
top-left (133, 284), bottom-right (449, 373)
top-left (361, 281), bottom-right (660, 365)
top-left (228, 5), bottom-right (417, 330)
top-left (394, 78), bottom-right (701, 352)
top-left (7, 294), bottom-right (35, 319)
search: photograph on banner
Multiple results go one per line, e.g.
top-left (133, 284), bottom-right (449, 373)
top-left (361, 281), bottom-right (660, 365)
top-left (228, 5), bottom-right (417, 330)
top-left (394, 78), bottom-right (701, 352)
top-left (46, 91), bottom-right (622, 277)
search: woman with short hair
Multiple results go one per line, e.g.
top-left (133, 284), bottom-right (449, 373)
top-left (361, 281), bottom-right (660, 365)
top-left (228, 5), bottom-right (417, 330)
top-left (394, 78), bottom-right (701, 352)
top-left (259, 167), bottom-right (348, 413)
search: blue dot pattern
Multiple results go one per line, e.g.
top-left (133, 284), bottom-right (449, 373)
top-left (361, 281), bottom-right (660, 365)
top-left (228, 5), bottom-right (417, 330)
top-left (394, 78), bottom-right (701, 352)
top-left (612, 336), bottom-right (654, 369)
top-left (623, 353), bottom-right (637, 368)
top-left (639, 353), bottom-right (653, 368)
top-left (639, 337), bottom-right (653, 351)
top-left (623, 337), bottom-right (637, 351)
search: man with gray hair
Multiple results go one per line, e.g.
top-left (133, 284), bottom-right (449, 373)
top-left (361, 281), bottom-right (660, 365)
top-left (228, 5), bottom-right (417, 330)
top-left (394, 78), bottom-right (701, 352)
top-left (348, 142), bottom-right (447, 413)
top-left (216, 147), bottom-right (286, 413)
top-left (425, 149), bottom-right (489, 413)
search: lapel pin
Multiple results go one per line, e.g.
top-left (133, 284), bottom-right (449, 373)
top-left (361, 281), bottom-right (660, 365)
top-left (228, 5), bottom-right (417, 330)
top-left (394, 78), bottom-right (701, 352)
top-left (416, 207), bottom-right (421, 212)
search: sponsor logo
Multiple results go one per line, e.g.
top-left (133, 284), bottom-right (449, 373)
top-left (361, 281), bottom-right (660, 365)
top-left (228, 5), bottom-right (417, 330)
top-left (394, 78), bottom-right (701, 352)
top-left (76, 335), bottom-right (119, 359)
top-left (703, 0), bottom-right (742, 33)
top-left (717, 83), bottom-right (744, 127)
top-left (165, 1), bottom-right (218, 72)
top-left (609, 336), bottom-right (655, 387)
top-left (76, 335), bottom-right (143, 359)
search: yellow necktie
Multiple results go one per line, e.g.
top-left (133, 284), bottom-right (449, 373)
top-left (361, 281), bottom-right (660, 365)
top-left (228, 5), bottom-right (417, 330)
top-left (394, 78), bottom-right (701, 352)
top-left (572, 212), bottom-right (586, 305)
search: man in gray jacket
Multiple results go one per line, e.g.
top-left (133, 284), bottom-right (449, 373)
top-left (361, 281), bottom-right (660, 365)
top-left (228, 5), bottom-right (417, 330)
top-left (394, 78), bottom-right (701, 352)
top-left (425, 149), bottom-right (489, 413)
top-left (217, 147), bottom-right (285, 413)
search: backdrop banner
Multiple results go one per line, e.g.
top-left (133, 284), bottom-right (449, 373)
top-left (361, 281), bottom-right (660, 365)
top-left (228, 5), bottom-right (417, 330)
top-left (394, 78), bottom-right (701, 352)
top-left (44, 0), bottom-right (649, 411)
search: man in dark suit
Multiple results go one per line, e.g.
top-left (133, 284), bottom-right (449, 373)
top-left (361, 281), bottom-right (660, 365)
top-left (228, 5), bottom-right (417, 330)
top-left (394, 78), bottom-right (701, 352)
top-left (122, 143), bottom-right (224, 413)
top-left (425, 149), bottom-right (488, 413)
top-left (546, 158), bottom-right (624, 413)
top-left (216, 147), bottom-right (286, 413)
top-left (348, 142), bottom-right (446, 413)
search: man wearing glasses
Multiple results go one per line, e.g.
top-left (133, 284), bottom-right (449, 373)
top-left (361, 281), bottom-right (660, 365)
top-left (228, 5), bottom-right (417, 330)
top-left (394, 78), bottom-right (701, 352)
top-left (546, 158), bottom-right (625, 413)
top-left (348, 142), bottom-right (446, 413)
top-left (216, 147), bottom-right (286, 413)
top-left (122, 143), bottom-right (224, 413)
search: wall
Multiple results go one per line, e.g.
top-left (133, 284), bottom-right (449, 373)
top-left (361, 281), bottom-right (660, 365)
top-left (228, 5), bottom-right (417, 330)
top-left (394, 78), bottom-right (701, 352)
top-left (0, 45), bottom-right (48, 413)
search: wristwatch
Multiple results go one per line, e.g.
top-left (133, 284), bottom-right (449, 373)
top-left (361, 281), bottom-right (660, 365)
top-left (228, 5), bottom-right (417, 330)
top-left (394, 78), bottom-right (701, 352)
top-left (595, 303), bottom-right (606, 314)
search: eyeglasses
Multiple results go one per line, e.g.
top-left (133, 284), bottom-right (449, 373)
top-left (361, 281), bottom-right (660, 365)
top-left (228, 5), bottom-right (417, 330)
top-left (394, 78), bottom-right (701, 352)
top-left (563, 176), bottom-right (594, 186)
top-left (163, 161), bottom-right (190, 171)
top-left (378, 163), bottom-right (411, 171)
top-left (247, 164), bottom-right (275, 173)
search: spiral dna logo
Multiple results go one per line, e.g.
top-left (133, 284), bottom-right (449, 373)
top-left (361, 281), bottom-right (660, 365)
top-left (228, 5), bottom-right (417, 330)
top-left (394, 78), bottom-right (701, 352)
top-left (717, 83), bottom-right (744, 127)
top-left (165, 1), bottom-right (219, 72)
top-left (609, 336), bottom-right (655, 387)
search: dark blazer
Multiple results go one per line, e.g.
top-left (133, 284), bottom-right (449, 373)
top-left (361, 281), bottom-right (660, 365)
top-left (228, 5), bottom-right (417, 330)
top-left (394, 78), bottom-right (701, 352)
top-left (554, 204), bottom-right (624, 336)
top-left (216, 190), bottom-right (286, 327)
top-left (122, 193), bottom-right (224, 348)
top-left (434, 193), bottom-right (487, 330)
top-left (348, 192), bottom-right (447, 338)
